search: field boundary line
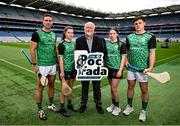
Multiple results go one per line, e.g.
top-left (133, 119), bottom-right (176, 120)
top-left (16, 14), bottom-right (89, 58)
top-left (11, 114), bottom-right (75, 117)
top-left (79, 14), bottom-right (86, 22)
top-left (156, 53), bottom-right (180, 63)
top-left (0, 58), bottom-right (81, 89)
top-left (1, 53), bottom-right (180, 89)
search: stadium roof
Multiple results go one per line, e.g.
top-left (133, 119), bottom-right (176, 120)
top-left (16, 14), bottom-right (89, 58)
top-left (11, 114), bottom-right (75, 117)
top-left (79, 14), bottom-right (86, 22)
top-left (0, 0), bottom-right (180, 18)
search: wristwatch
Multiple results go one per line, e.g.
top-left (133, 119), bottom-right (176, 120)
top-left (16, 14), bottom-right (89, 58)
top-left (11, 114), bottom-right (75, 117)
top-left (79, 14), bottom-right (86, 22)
top-left (32, 63), bottom-right (37, 65)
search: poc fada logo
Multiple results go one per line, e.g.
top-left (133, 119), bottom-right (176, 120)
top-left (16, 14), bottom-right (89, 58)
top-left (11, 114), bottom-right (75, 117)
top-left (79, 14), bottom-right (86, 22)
top-left (75, 50), bottom-right (108, 80)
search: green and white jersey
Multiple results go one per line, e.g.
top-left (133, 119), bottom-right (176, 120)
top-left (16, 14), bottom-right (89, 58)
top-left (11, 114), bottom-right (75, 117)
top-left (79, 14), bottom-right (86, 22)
top-left (105, 40), bottom-right (127, 70)
top-left (58, 41), bottom-right (75, 72)
top-left (126, 32), bottom-right (156, 71)
top-left (31, 29), bottom-right (57, 66)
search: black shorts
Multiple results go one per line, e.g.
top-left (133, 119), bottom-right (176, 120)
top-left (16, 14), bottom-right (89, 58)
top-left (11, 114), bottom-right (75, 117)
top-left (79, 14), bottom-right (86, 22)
top-left (64, 70), bottom-right (76, 80)
top-left (59, 70), bottom-right (76, 80)
top-left (107, 67), bottom-right (123, 79)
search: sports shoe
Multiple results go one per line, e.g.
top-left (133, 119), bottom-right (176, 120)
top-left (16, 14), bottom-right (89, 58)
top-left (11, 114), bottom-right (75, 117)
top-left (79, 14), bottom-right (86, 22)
top-left (48, 104), bottom-right (58, 112)
top-left (112, 106), bottom-right (121, 116)
top-left (96, 106), bottom-right (104, 114)
top-left (106, 104), bottom-right (115, 112)
top-left (67, 104), bottom-right (77, 112)
top-left (123, 105), bottom-right (134, 116)
top-left (38, 110), bottom-right (47, 121)
top-left (139, 110), bottom-right (146, 122)
top-left (59, 109), bottom-right (70, 117)
top-left (78, 105), bottom-right (87, 113)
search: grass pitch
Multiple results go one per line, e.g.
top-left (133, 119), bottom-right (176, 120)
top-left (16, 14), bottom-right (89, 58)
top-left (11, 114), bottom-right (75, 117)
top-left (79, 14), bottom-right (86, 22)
top-left (0, 42), bottom-right (180, 125)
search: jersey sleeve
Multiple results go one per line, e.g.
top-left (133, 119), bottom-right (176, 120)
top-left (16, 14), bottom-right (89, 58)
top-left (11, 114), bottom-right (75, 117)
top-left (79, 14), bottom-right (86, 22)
top-left (120, 42), bottom-right (127, 55)
top-left (31, 32), bottom-right (39, 43)
top-left (58, 43), bottom-right (65, 55)
top-left (126, 37), bottom-right (130, 51)
top-left (148, 35), bottom-right (156, 50)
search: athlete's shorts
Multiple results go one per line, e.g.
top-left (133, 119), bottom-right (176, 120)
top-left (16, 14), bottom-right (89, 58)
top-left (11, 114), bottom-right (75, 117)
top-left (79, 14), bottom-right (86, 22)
top-left (59, 70), bottom-right (76, 80)
top-left (127, 71), bottom-right (148, 83)
top-left (39, 64), bottom-right (56, 76)
top-left (107, 67), bottom-right (123, 79)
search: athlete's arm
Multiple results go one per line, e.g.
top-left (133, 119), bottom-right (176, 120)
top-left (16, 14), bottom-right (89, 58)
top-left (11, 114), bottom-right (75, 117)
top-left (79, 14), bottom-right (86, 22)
top-left (117, 43), bottom-right (127, 77)
top-left (125, 37), bottom-right (130, 66)
top-left (59, 56), bottom-right (64, 79)
top-left (144, 35), bottom-right (156, 73)
top-left (58, 43), bottom-right (65, 79)
top-left (30, 32), bottom-right (39, 73)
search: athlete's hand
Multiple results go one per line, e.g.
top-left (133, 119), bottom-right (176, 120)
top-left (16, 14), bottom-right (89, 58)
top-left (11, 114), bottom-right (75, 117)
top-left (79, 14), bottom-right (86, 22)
top-left (32, 65), bottom-right (39, 74)
top-left (116, 70), bottom-right (122, 78)
top-left (60, 71), bottom-right (65, 79)
top-left (143, 68), bottom-right (152, 74)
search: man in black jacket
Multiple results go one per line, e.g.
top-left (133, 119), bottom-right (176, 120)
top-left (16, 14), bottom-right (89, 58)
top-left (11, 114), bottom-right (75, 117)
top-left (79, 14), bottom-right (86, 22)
top-left (76, 22), bottom-right (106, 114)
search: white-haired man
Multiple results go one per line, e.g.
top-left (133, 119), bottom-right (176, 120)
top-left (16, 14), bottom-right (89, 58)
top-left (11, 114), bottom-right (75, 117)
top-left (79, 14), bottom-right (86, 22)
top-left (75, 22), bottom-right (107, 114)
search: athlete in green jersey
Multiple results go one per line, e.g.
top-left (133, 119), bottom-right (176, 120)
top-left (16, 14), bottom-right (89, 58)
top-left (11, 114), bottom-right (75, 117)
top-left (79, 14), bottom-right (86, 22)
top-left (105, 28), bottom-right (127, 116)
top-left (30, 14), bottom-right (58, 121)
top-left (58, 26), bottom-right (77, 117)
top-left (123, 16), bottom-right (156, 122)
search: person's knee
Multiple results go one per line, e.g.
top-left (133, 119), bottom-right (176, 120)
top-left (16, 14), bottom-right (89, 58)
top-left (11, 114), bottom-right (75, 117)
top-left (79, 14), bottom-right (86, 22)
top-left (48, 83), bottom-right (54, 89)
top-left (128, 85), bottom-right (134, 90)
top-left (37, 86), bottom-right (43, 92)
top-left (111, 86), bottom-right (117, 93)
top-left (141, 88), bottom-right (148, 94)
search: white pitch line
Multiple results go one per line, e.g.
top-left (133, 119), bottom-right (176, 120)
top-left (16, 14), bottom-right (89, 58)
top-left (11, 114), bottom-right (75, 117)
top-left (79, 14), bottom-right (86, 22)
top-left (1, 53), bottom-right (180, 89)
top-left (0, 58), bottom-right (81, 89)
top-left (156, 53), bottom-right (180, 63)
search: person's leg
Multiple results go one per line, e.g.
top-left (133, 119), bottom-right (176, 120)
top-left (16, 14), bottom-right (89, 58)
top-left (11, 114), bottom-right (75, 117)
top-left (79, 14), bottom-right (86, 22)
top-left (81, 81), bottom-right (89, 106)
top-left (111, 78), bottom-right (120, 107)
top-left (92, 81), bottom-right (102, 106)
top-left (47, 75), bottom-right (57, 112)
top-left (78, 81), bottom-right (89, 113)
top-left (111, 78), bottom-right (121, 116)
top-left (36, 76), bottom-right (47, 120)
top-left (139, 82), bottom-right (148, 122)
top-left (139, 82), bottom-right (149, 111)
top-left (92, 81), bottom-right (104, 114)
top-left (108, 78), bottom-right (115, 104)
top-left (123, 71), bottom-right (136, 116)
top-left (136, 72), bottom-right (148, 122)
top-left (67, 78), bottom-right (76, 111)
top-left (36, 77), bottom-right (44, 111)
top-left (59, 72), bottom-right (70, 117)
top-left (127, 80), bottom-right (136, 106)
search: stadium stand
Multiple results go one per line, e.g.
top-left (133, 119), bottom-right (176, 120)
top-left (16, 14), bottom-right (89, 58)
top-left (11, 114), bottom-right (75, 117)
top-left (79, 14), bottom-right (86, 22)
top-left (0, 0), bottom-right (180, 42)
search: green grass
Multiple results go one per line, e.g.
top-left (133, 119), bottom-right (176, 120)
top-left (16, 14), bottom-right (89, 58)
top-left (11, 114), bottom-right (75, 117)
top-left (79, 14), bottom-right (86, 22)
top-left (0, 42), bottom-right (180, 125)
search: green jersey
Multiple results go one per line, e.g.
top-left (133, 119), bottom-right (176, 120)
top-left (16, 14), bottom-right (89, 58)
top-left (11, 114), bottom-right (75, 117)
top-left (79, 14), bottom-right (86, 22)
top-left (105, 41), bottom-right (127, 70)
top-left (126, 32), bottom-right (156, 71)
top-left (58, 41), bottom-right (75, 72)
top-left (31, 29), bottom-right (57, 66)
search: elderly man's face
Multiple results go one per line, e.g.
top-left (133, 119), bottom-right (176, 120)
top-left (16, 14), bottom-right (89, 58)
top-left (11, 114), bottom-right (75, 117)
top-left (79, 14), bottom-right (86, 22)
top-left (84, 23), bottom-right (95, 37)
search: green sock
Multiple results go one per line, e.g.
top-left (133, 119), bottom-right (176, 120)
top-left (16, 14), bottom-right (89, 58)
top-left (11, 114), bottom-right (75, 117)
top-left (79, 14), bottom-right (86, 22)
top-left (112, 99), bottom-right (115, 105)
top-left (114, 101), bottom-right (119, 107)
top-left (49, 97), bottom-right (54, 106)
top-left (128, 98), bottom-right (133, 107)
top-left (37, 102), bottom-right (42, 111)
top-left (68, 99), bottom-right (72, 105)
top-left (142, 101), bottom-right (148, 111)
top-left (60, 103), bottom-right (65, 109)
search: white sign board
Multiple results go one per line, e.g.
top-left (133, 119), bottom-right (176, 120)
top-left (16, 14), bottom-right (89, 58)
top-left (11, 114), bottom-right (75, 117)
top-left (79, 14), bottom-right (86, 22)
top-left (75, 50), bottom-right (108, 81)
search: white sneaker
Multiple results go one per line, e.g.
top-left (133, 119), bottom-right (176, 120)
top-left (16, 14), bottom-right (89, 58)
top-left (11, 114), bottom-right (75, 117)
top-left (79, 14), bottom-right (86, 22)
top-left (139, 110), bottom-right (146, 122)
top-left (106, 104), bottom-right (115, 112)
top-left (123, 105), bottom-right (134, 116)
top-left (48, 104), bottom-right (57, 112)
top-left (112, 106), bottom-right (121, 116)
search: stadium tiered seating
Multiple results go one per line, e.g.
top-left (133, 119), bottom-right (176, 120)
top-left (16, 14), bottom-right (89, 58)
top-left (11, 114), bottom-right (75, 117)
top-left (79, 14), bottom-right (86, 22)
top-left (0, 4), bottom-right (180, 42)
